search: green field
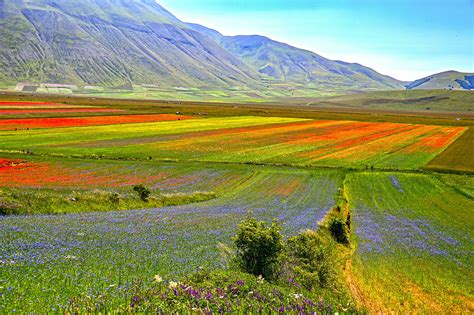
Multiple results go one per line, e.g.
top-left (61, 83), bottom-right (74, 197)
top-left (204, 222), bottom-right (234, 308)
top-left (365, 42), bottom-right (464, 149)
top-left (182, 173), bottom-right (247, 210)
top-left (0, 95), bottom-right (473, 312)
top-left (346, 172), bottom-right (474, 312)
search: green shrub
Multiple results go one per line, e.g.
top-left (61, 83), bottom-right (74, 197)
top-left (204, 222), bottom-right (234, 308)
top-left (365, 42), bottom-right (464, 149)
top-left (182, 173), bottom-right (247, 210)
top-left (133, 185), bottom-right (151, 202)
top-left (109, 192), bottom-right (121, 204)
top-left (285, 230), bottom-right (335, 289)
top-left (328, 218), bottom-right (348, 243)
top-left (232, 214), bottom-right (284, 280)
top-left (0, 200), bottom-right (21, 215)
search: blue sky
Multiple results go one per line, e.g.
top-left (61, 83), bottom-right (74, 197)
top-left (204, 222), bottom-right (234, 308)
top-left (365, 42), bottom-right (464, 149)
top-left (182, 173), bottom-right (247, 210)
top-left (159, 0), bottom-right (474, 81)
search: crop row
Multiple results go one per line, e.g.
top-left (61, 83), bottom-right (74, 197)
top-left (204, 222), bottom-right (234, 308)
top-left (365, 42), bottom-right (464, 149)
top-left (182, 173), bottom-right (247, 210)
top-left (346, 172), bottom-right (474, 312)
top-left (0, 117), bottom-right (461, 169)
top-left (0, 114), bottom-right (193, 130)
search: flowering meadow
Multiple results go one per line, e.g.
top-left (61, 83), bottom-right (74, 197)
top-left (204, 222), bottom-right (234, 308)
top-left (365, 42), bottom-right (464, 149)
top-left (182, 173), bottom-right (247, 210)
top-left (0, 164), bottom-right (342, 312)
top-left (346, 172), bottom-right (474, 312)
top-left (0, 114), bottom-right (193, 130)
top-left (0, 116), bottom-right (465, 169)
top-left (0, 101), bottom-right (125, 116)
top-left (0, 110), bottom-right (472, 312)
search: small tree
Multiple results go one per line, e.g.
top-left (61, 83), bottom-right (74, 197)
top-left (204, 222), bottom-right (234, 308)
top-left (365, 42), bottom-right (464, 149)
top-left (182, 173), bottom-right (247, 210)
top-left (232, 213), bottom-right (284, 280)
top-left (328, 218), bottom-right (348, 243)
top-left (133, 185), bottom-right (151, 202)
top-left (285, 230), bottom-right (335, 289)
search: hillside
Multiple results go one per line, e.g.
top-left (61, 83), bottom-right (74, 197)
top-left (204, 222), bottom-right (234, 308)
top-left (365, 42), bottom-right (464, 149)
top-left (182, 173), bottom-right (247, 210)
top-left (0, 0), bottom-right (404, 92)
top-left (0, 0), bottom-right (259, 88)
top-left (313, 90), bottom-right (474, 112)
top-left (406, 71), bottom-right (474, 90)
top-left (220, 35), bottom-right (403, 90)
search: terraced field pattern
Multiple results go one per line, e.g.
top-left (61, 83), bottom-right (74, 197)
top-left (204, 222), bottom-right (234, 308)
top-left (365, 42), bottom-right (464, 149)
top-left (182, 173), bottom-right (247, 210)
top-left (0, 100), bottom-right (473, 313)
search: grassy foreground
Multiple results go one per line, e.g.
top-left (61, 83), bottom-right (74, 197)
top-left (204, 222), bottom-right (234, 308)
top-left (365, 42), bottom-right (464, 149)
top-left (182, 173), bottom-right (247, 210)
top-left (346, 172), bottom-right (474, 312)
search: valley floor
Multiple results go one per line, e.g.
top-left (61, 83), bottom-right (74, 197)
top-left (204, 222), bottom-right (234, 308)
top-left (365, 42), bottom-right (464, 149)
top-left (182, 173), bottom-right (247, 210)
top-left (0, 95), bottom-right (473, 312)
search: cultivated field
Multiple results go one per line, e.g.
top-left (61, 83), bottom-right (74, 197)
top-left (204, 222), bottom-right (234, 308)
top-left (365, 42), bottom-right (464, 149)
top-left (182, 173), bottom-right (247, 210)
top-left (346, 172), bottom-right (473, 312)
top-left (0, 94), bottom-right (472, 312)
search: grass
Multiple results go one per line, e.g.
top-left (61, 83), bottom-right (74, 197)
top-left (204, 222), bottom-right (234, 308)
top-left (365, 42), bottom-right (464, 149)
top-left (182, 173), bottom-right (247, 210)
top-left (0, 117), bottom-right (466, 171)
top-left (0, 187), bottom-right (216, 215)
top-left (0, 166), bottom-right (343, 313)
top-left (1, 92), bottom-right (473, 127)
top-left (345, 172), bottom-right (474, 312)
top-left (314, 90), bottom-right (474, 112)
top-left (425, 127), bottom-right (474, 174)
top-left (0, 94), bottom-right (473, 312)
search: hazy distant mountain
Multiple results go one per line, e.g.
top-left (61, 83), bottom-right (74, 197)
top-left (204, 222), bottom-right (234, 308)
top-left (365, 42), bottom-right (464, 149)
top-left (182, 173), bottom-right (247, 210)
top-left (0, 0), bottom-right (405, 91)
top-left (406, 71), bottom-right (474, 90)
top-left (220, 35), bottom-right (403, 90)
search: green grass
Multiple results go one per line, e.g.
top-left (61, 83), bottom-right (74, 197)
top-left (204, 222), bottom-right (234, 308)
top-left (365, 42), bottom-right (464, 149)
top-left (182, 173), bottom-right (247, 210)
top-left (318, 90), bottom-right (474, 112)
top-left (0, 117), bottom-right (466, 171)
top-left (425, 127), bottom-right (474, 174)
top-left (345, 172), bottom-right (474, 312)
top-left (0, 166), bottom-right (343, 313)
top-left (0, 116), bottom-right (304, 151)
top-left (0, 187), bottom-right (216, 215)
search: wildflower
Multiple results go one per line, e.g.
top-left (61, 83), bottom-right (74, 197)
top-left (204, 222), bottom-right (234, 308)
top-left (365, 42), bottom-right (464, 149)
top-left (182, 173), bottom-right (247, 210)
top-left (64, 255), bottom-right (77, 260)
top-left (153, 274), bottom-right (163, 283)
top-left (293, 293), bottom-right (303, 299)
top-left (257, 275), bottom-right (264, 284)
top-left (169, 281), bottom-right (178, 289)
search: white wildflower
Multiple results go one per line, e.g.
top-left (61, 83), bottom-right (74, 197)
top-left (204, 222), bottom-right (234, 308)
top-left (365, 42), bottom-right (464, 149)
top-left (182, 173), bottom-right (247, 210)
top-left (257, 275), bottom-right (264, 284)
top-left (64, 255), bottom-right (77, 260)
top-left (153, 274), bottom-right (163, 283)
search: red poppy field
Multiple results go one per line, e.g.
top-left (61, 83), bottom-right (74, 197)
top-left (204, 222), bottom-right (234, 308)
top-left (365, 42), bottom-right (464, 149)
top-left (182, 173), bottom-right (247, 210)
top-left (0, 114), bottom-right (193, 130)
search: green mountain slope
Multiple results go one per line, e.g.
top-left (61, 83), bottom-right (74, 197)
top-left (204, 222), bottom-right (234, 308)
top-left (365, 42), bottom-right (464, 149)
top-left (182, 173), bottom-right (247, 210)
top-left (220, 35), bottom-right (404, 90)
top-left (406, 71), bottom-right (474, 90)
top-left (0, 0), bottom-right (406, 91)
top-left (0, 0), bottom-right (259, 87)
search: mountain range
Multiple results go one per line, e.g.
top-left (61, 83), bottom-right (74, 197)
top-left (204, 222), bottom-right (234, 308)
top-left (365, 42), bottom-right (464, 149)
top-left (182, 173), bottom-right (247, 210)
top-left (0, 0), bottom-right (471, 93)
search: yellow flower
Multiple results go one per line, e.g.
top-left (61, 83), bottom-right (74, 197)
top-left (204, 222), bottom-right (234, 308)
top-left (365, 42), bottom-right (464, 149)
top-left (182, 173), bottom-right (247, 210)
top-left (154, 274), bottom-right (163, 283)
top-left (169, 281), bottom-right (178, 289)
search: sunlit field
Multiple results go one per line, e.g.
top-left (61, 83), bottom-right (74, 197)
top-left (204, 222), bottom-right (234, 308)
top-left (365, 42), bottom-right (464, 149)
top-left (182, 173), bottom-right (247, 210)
top-left (0, 99), bottom-right (472, 312)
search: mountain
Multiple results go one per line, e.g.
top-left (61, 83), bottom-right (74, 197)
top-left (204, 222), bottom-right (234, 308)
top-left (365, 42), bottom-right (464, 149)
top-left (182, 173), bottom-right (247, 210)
top-left (220, 35), bottom-right (403, 90)
top-left (406, 71), bottom-right (474, 90)
top-left (0, 0), bottom-right (259, 88)
top-left (0, 0), bottom-right (404, 91)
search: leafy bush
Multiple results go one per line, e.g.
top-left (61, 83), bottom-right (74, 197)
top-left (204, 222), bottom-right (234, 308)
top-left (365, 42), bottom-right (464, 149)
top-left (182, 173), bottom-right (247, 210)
top-left (133, 185), bottom-right (151, 202)
top-left (284, 230), bottom-right (335, 289)
top-left (0, 200), bottom-right (21, 215)
top-left (109, 192), bottom-right (121, 204)
top-left (328, 218), bottom-right (348, 243)
top-left (232, 214), bottom-right (284, 280)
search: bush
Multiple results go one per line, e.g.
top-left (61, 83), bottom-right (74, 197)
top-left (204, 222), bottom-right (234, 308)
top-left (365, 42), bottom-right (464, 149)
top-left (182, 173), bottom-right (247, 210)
top-left (285, 230), bottom-right (335, 289)
top-left (232, 214), bottom-right (284, 280)
top-left (109, 192), bottom-right (121, 204)
top-left (0, 201), bottom-right (21, 215)
top-left (328, 218), bottom-right (348, 243)
top-left (133, 185), bottom-right (151, 202)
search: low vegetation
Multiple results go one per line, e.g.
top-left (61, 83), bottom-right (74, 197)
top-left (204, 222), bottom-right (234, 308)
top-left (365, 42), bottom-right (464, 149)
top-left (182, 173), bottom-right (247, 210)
top-left (0, 187), bottom-right (216, 215)
top-left (67, 214), bottom-right (355, 313)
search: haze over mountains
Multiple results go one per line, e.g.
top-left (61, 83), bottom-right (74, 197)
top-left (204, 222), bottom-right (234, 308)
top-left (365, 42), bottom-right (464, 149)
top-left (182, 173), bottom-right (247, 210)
top-left (0, 0), bottom-right (471, 92)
